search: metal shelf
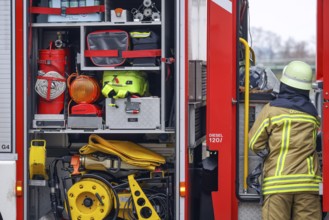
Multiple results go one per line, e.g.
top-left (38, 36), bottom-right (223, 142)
top-left (83, 21), bottom-right (162, 26)
top-left (81, 66), bottom-right (161, 71)
top-left (29, 128), bottom-right (174, 134)
top-left (32, 21), bottom-right (161, 28)
top-left (32, 23), bottom-right (82, 27)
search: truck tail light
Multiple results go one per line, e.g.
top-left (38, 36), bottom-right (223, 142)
top-left (16, 181), bottom-right (23, 197)
top-left (180, 182), bottom-right (186, 197)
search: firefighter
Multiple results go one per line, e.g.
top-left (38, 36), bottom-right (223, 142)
top-left (248, 61), bottom-right (322, 220)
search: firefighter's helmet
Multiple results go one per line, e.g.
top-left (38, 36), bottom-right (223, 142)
top-left (280, 61), bottom-right (313, 90)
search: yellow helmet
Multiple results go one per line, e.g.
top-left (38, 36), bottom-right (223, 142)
top-left (280, 61), bottom-right (313, 90)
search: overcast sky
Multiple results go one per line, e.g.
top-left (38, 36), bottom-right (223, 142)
top-left (249, 0), bottom-right (316, 42)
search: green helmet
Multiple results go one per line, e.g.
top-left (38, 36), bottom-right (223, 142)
top-left (280, 61), bottom-right (313, 90)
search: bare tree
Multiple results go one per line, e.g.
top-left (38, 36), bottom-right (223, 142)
top-left (251, 27), bottom-right (282, 60)
top-left (251, 27), bottom-right (315, 64)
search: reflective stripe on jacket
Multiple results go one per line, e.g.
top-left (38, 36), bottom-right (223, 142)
top-left (248, 103), bottom-right (321, 195)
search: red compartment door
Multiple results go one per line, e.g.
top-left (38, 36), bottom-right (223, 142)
top-left (317, 0), bottom-right (329, 212)
top-left (207, 0), bottom-right (238, 219)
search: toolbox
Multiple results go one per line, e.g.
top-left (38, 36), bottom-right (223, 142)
top-left (105, 97), bottom-right (160, 129)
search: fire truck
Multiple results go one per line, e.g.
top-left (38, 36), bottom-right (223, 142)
top-left (0, 0), bottom-right (328, 219)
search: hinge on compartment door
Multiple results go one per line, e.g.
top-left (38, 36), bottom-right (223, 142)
top-left (188, 148), bottom-right (194, 164)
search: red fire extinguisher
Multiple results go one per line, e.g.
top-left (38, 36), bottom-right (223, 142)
top-left (35, 42), bottom-right (70, 114)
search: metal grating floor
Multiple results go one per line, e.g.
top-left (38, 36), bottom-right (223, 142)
top-left (238, 202), bottom-right (262, 220)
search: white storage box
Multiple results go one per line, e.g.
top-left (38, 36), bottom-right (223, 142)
top-left (106, 97), bottom-right (160, 130)
top-left (48, 0), bottom-right (103, 23)
top-left (110, 9), bottom-right (132, 23)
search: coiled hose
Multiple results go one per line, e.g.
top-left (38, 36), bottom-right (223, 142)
top-left (35, 71), bottom-right (66, 100)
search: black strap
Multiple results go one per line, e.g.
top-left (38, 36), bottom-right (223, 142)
top-left (247, 149), bottom-right (268, 205)
top-left (259, 160), bottom-right (265, 205)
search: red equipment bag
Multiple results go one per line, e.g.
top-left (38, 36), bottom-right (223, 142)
top-left (85, 30), bottom-right (129, 67)
top-left (85, 30), bottom-right (162, 67)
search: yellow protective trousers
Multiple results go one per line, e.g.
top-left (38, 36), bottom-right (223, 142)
top-left (262, 193), bottom-right (322, 220)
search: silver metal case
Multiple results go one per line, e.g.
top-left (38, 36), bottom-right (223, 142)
top-left (105, 97), bottom-right (160, 129)
top-left (33, 114), bottom-right (66, 128)
top-left (67, 116), bottom-right (103, 129)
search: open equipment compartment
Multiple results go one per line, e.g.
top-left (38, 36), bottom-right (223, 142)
top-left (26, 0), bottom-right (179, 219)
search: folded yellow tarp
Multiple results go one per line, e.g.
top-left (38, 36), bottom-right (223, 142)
top-left (79, 134), bottom-right (166, 170)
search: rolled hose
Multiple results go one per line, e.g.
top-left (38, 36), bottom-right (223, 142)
top-left (35, 71), bottom-right (66, 100)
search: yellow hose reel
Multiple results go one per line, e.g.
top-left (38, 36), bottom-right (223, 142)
top-left (66, 175), bottom-right (162, 220)
top-left (67, 178), bottom-right (114, 220)
top-left (29, 139), bottom-right (47, 180)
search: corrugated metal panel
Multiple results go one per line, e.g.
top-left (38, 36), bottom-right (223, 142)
top-left (0, 0), bottom-right (12, 153)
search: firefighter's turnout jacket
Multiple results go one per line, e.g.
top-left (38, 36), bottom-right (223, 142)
top-left (249, 103), bottom-right (321, 195)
